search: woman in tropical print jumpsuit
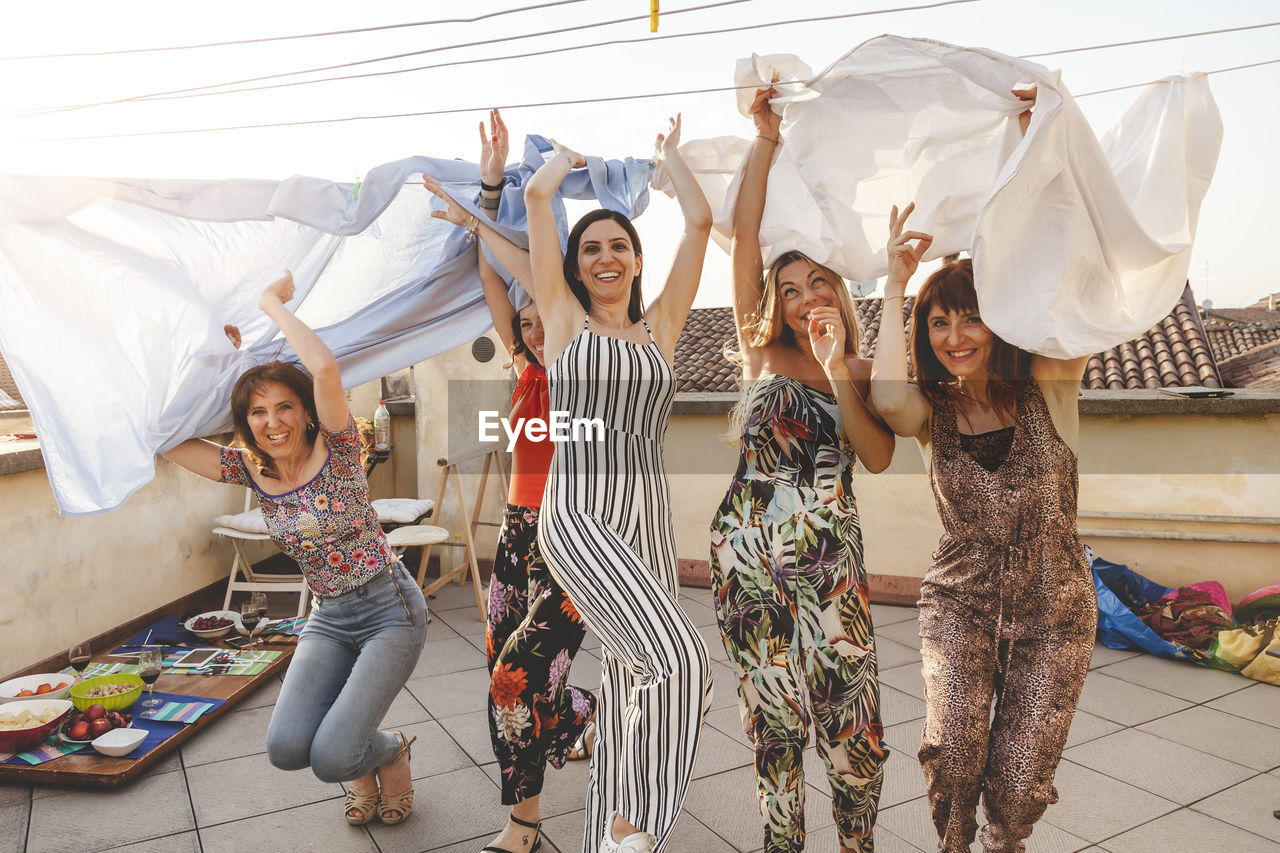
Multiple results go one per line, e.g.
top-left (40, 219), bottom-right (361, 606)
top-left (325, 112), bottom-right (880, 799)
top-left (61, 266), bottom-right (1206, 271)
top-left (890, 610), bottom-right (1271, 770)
top-left (709, 84), bottom-right (897, 853)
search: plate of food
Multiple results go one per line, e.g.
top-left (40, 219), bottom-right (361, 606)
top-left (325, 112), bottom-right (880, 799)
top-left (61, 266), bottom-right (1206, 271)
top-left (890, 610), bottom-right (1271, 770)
top-left (183, 610), bottom-right (241, 639)
top-left (58, 705), bottom-right (134, 745)
top-left (0, 699), bottom-right (73, 753)
top-left (0, 673), bottom-right (74, 704)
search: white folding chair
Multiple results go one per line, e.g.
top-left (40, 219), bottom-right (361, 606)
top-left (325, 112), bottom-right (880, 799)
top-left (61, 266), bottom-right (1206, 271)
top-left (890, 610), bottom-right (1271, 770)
top-left (212, 489), bottom-right (311, 618)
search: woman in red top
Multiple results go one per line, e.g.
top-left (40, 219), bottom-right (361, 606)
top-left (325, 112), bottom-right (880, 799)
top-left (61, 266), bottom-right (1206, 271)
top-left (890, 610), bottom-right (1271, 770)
top-left (427, 110), bottom-right (597, 853)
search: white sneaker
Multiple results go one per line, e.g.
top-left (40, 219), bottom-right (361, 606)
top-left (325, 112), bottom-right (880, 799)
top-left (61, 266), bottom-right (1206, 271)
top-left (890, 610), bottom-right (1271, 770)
top-left (601, 812), bottom-right (656, 853)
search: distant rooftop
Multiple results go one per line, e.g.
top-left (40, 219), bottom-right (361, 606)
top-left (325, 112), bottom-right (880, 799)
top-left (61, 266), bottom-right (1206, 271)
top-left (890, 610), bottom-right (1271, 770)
top-left (674, 283), bottom-right (1226, 393)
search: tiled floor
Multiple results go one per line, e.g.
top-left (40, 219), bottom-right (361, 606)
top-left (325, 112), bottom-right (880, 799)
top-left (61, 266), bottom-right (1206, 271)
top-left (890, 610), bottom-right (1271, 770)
top-left (4, 586), bottom-right (1278, 853)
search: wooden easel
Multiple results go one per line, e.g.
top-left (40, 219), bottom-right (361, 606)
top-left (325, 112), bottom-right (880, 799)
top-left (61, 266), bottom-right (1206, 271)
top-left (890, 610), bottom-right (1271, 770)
top-left (418, 445), bottom-right (508, 621)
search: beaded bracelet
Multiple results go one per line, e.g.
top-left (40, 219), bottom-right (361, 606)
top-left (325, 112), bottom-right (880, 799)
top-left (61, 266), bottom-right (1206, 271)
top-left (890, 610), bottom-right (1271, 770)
top-left (477, 195), bottom-right (500, 210)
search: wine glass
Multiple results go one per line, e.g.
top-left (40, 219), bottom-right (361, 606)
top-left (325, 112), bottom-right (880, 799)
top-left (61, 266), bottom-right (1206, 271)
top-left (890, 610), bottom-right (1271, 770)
top-left (239, 602), bottom-right (261, 647)
top-left (138, 650), bottom-right (163, 717)
top-left (69, 642), bottom-right (92, 681)
top-left (251, 592), bottom-right (269, 633)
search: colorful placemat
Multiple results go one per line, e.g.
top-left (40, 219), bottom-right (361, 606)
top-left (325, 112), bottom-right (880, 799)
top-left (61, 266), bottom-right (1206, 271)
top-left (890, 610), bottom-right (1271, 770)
top-left (142, 700), bottom-right (216, 724)
top-left (2, 691), bottom-right (227, 766)
top-left (159, 649), bottom-right (281, 676)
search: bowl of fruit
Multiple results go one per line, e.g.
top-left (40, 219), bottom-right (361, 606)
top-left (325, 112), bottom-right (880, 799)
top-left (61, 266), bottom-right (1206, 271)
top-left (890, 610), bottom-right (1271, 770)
top-left (0, 698), bottom-right (73, 753)
top-left (59, 704), bottom-right (134, 747)
top-left (0, 673), bottom-right (74, 704)
top-left (69, 674), bottom-right (143, 712)
top-left (183, 610), bottom-right (241, 640)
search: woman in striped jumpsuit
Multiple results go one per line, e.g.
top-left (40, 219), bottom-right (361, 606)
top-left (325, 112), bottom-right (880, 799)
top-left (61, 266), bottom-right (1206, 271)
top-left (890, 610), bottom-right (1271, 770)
top-left (522, 117), bottom-right (714, 853)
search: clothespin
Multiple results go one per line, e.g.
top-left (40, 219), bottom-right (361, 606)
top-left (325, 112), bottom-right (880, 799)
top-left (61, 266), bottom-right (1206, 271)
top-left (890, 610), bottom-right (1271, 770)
top-left (352, 167), bottom-right (361, 203)
top-left (650, 0), bottom-right (659, 32)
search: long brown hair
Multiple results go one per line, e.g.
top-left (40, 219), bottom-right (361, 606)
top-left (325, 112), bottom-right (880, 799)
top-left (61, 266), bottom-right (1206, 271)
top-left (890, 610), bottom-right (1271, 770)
top-left (229, 361), bottom-right (319, 480)
top-left (726, 250), bottom-right (862, 445)
top-left (505, 310), bottom-right (541, 370)
top-left (741, 250), bottom-right (860, 355)
top-left (910, 259), bottom-right (1029, 421)
top-left (563, 209), bottom-right (644, 323)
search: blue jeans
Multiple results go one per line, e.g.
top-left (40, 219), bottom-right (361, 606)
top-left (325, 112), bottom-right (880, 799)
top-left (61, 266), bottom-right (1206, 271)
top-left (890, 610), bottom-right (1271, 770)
top-left (265, 562), bottom-right (428, 782)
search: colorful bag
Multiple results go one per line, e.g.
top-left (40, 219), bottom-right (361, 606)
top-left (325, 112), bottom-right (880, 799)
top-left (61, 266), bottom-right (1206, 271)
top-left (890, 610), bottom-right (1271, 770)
top-left (1207, 627), bottom-right (1265, 671)
top-left (1240, 619), bottom-right (1280, 686)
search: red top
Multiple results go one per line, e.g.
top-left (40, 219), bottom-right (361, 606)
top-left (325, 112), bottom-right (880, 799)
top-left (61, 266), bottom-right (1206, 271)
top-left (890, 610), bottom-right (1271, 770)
top-left (508, 363), bottom-right (554, 508)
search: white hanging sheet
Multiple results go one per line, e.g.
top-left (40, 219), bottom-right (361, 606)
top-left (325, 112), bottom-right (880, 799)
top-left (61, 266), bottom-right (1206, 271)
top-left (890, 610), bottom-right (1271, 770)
top-left (0, 136), bottom-right (651, 515)
top-left (658, 35), bottom-right (1222, 359)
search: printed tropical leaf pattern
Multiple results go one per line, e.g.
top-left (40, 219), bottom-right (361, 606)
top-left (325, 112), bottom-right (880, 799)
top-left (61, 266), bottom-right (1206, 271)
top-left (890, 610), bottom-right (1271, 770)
top-left (710, 374), bottom-right (885, 853)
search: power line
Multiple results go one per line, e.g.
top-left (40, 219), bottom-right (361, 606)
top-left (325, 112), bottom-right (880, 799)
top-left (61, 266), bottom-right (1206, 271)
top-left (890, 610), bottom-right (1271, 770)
top-left (15, 6), bottom-right (1266, 120)
top-left (31, 56), bottom-right (1278, 142)
top-left (17, 0), bottom-right (764, 118)
top-left (51, 0), bottom-right (983, 111)
top-left (0, 0), bottom-right (598, 61)
top-left (1018, 20), bottom-right (1280, 59)
top-left (1075, 57), bottom-right (1280, 97)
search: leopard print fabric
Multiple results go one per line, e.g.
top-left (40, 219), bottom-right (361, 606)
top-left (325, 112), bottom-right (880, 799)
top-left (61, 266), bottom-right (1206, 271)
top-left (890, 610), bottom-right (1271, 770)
top-left (917, 379), bottom-right (1097, 852)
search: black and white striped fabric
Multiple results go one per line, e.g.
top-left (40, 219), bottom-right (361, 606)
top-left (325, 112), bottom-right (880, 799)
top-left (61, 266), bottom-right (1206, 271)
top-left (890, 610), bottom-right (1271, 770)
top-left (540, 317), bottom-right (713, 852)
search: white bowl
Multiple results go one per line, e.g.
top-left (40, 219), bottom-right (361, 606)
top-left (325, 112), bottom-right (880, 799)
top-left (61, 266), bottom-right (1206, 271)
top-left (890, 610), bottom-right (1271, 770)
top-left (91, 726), bottom-right (147, 757)
top-left (183, 610), bottom-right (241, 639)
top-left (0, 673), bottom-right (74, 704)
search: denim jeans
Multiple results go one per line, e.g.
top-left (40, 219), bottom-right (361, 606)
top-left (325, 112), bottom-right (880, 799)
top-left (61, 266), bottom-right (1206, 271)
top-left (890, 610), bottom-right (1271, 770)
top-left (265, 562), bottom-right (428, 782)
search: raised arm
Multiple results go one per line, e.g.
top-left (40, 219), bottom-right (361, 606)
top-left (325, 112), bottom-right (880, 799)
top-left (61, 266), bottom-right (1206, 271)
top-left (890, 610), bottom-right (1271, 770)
top-left (870, 204), bottom-right (934, 438)
top-left (524, 140), bottom-right (586, 353)
top-left (730, 86), bottom-right (780, 378)
top-left (644, 114), bottom-right (714, 357)
top-left (474, 109), bottom-right (518, 356)
top-left (807, 307), bottom-right (895, 473)
top-left (257, 272), bottom-right (348, 432)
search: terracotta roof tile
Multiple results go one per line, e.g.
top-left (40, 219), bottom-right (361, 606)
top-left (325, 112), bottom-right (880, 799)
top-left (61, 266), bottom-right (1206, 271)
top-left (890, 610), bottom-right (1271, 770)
top-left (675, 282), bottom-right (1223, 393)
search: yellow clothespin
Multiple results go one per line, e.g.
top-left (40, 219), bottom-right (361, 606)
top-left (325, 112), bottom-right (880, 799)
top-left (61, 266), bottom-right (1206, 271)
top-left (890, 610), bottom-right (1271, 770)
top-left (650, 0), bottom-right (659, 32)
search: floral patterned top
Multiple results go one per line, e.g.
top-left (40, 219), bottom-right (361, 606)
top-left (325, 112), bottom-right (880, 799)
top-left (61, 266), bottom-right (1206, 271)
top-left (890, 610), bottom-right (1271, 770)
top-left (219, 416), bottom-right (391, 598)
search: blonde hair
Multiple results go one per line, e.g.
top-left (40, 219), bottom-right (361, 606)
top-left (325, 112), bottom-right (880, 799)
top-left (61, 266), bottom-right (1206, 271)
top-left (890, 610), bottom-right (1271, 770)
top-left (725, 251), bottom-right (863, 444)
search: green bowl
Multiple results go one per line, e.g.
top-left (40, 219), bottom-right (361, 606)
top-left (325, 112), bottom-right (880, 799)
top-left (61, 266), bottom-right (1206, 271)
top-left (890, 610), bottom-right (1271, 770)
top-left (69, 674), bottom-right (143, 711)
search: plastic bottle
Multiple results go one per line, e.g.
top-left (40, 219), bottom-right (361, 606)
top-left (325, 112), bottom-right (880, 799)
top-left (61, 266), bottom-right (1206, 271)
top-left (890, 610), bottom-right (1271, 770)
top-left (373, 400), bottom-right (390, 451)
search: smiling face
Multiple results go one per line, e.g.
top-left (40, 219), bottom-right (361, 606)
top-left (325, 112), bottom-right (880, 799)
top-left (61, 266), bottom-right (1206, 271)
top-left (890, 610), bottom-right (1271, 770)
top-left (575, 219), bottom-right (641, 306)
top-left (246, 381), bottom-right (311, 461)
top-left (517, 303), bottom-right (545, 363)
top-left (927, 306), bottom-right (994, 381)
top-left (776, 258), bottom-right (837, 339)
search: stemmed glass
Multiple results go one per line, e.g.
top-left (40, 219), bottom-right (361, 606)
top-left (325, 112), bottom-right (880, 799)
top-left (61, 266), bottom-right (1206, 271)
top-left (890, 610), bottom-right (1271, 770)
top-left (239, 601), bottom-right (262, 648)
top-left (138, 650), bottom-right (163, 718)
top-left (251, 592), bottom-right (269, 636)
top-left (69, 642), bottom-right (92, 682)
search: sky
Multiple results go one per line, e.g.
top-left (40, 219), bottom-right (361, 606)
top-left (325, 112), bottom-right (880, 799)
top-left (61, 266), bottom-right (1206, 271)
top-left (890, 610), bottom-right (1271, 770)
top-left (2, 0), bottom-right (1276, 310)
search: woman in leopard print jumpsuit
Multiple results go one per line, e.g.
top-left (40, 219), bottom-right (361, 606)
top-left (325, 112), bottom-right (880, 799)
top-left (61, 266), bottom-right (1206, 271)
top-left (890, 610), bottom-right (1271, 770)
top-left (870, 205), bottom-right (1096, 852)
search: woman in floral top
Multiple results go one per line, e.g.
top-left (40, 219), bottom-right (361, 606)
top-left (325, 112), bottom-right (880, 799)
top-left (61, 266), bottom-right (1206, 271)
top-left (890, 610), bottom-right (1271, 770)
top-left (709, 85), bottom-right (895, 853)
top-left (163, 273), bottom-right (428, 828)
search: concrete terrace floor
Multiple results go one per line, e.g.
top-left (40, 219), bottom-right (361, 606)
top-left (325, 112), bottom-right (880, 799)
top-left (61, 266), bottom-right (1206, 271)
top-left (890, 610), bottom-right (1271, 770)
top-left (4, 583), bottom-right (1279, 853)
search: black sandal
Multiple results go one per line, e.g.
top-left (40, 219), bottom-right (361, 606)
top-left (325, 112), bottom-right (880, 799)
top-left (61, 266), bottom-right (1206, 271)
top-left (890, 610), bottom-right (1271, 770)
top-left (481, 812), bottom-right (542, 853)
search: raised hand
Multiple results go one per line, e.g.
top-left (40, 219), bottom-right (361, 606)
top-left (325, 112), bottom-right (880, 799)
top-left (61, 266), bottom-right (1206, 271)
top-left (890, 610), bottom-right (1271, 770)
top-left (259, 271), bottom-right (295, 310)
top-left (654, 113), bottom-right (683, 162)
top-left (750, 85), bottom-right (781, 141)
top-left (421, 175), bottom-right (473, 227)
top-left (1012, 83), bottom-right (1038, 135)
top-left (548, 138), bottom-right (586, 169)
top-left (886, 203), bottom-right (934, 292)
top-left (807, 306), bottom-right (847, 376)
top-left (479, 108), bottom-right (508, 186)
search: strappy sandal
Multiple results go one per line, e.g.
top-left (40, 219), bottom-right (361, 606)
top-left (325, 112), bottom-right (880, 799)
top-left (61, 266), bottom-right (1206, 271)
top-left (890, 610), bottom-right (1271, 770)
top-left (376, 731), bottom-right (418, 825)
top-left (481, 813), bottom-right (542, 853)
top-left (567, 719), bottom-right (597, 762)
top-left (343, 780), bottom-right (379, 826)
